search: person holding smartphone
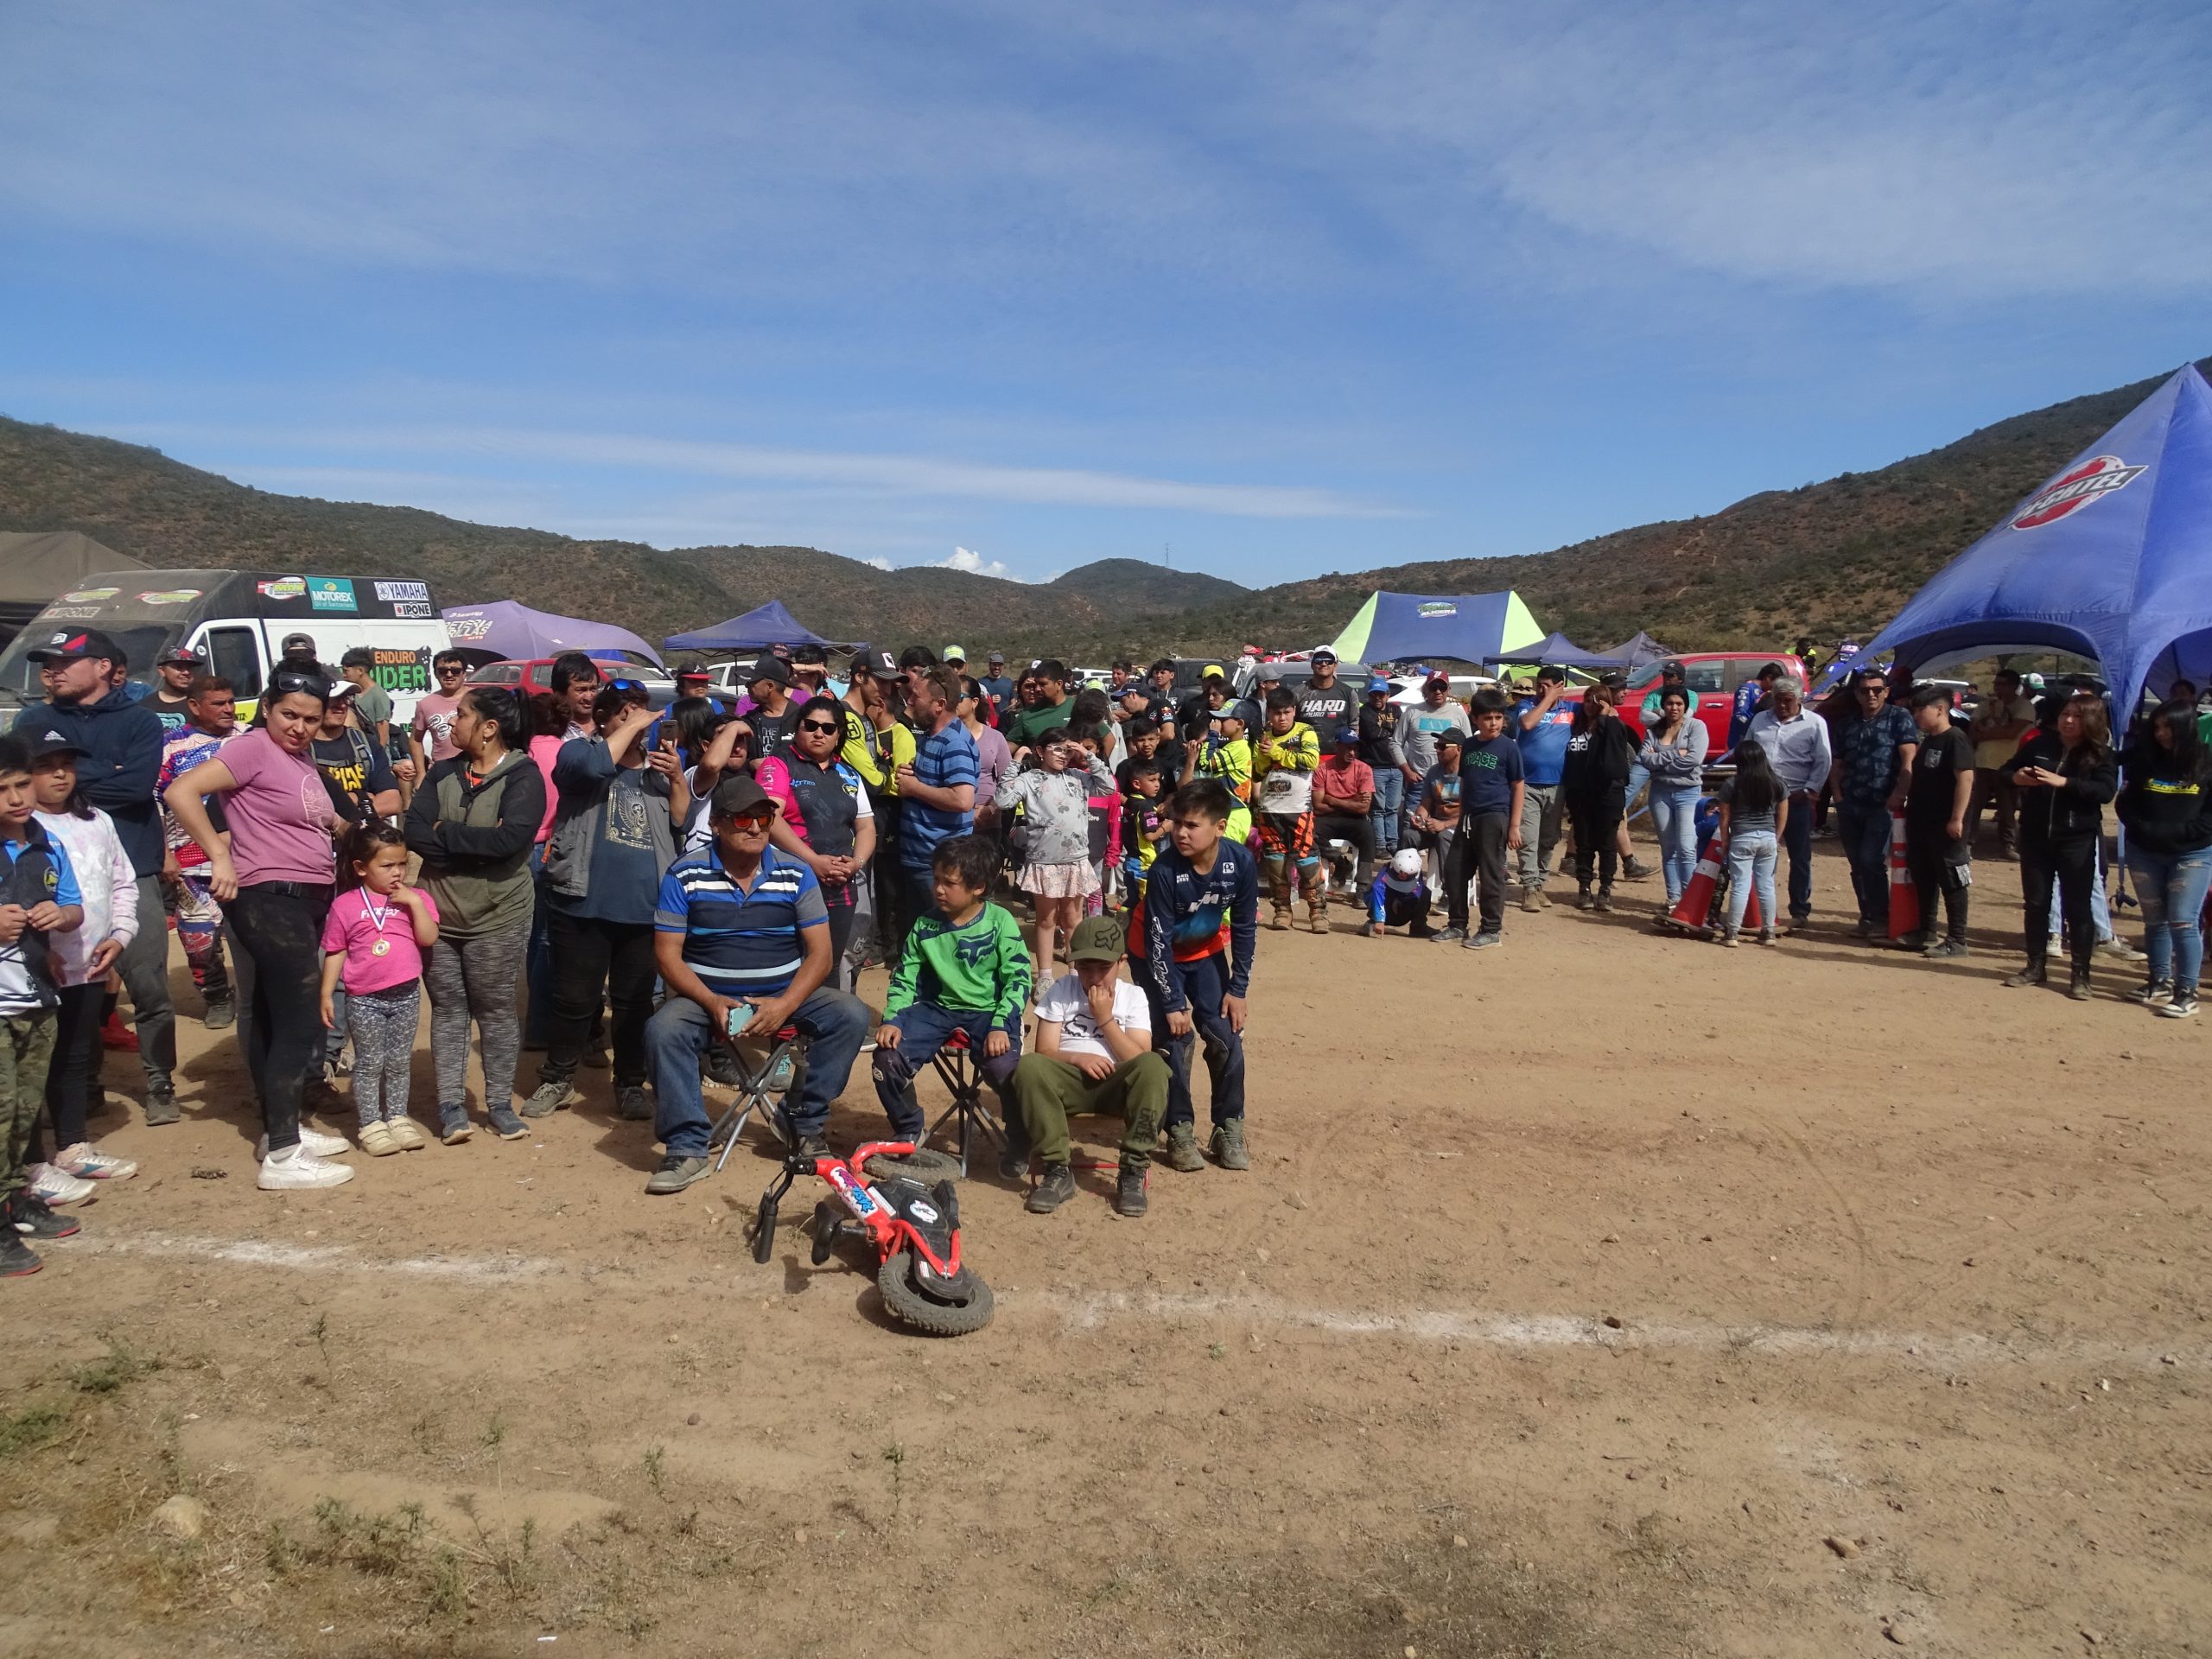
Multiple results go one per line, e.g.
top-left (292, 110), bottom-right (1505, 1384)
top-left (643, 775), bottom-right (871, 1192)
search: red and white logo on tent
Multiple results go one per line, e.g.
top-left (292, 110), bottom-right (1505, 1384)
top-left (2012, 454), bottom-right (2147, 530)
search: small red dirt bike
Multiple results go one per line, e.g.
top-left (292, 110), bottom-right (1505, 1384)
top-left (753, 1141), bottom-right (995, 1337)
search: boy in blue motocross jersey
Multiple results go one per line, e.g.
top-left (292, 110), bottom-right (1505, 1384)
top-left (1132, 778), bottom-right (1259, 1176)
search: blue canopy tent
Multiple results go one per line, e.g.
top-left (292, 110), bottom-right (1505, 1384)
top-left (664, 600), bottom-right (835, 653)
top-left (1861, 365), bottom-right (2212, 721)
top-left (1608, 630), bottom-right (1674, 671)
top-left (1325, 590), bottom-right (1544, 665)
top-left (1484, 630), bottom-right (1624, 670)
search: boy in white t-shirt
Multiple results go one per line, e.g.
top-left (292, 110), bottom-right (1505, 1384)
top-left (1009, 913), bottom-right (1169, 1219)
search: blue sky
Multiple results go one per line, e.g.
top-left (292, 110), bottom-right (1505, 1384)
top-left (3, 0), bottom-right (2207, 588)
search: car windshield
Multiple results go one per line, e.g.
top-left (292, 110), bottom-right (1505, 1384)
top-left (0, 622), bottom-right (175, 699)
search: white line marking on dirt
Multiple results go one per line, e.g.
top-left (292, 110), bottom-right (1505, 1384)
top-left (87, 1231), bottom-right (563, 1284)
top-left (83, 1231), bottom-right (2202, 1374)
top-left (1034, 1289), bottom-right (2203, 1373)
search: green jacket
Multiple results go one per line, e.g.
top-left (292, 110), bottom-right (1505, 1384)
top-left (883, 902), bottom-right (1032, 1035)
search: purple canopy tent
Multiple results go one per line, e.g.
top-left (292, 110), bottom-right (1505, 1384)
top-left (442, 601), bottom-right (665, 670)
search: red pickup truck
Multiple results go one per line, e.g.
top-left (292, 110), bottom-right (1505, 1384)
top-left (1560, 652), bottom-right (1809, 752)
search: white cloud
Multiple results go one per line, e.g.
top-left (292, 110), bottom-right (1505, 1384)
top-left (122, 419), bottom-right (1404, 520)
top-left (930, 547), bottom-right (1024, 582)
top-left (862, 556), bottom-right (894, 572)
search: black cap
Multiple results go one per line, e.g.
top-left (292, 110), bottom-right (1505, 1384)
top-left (747, 657), bottom-right (791, 688)
top-left (708, 774), bottom-right (772, 818)
top-left (850, 646), bottom-right (898, 677)
top-left (674, 664), bottom-right (711, 681)
top-left (27, 627), bottom-right (126, 666)
top-left (22, 728), bottom-right (88, 761)
top-left (281, 632), bottom-right (317, 654)
top-left (156, 644), bottom-right (207, 668)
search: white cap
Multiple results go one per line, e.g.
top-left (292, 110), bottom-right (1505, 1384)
top-left (1389, 849), bottom-right (1422, 878)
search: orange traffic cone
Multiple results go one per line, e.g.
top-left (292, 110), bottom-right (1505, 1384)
top-left (1886, 808), bottom-right (1921, 940)
top-left (1668, 832), bottom-right (1763, 938)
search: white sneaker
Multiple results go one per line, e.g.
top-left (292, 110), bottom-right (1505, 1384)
top-left (257, 1147), bottom-right (356, 1191)
top-left (55, 1142), bottom-right (137, 1181)
top-left (26, 1163), bottom-right (98, 1205)
top-left (256, 1128), bottom-right (352, 1160)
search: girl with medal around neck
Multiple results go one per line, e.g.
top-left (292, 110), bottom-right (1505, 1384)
top-left (320, 822), bottom-right (440, 1155)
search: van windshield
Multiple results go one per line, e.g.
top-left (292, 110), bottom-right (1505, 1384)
top-left (0, 621), bottom-right (176, 699)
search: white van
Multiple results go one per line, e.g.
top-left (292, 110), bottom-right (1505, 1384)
top-left (0, 569), bottom-right (455, 728)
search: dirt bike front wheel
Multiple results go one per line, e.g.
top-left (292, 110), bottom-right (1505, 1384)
top-left (875, 1246), bottom-right (995, 1337)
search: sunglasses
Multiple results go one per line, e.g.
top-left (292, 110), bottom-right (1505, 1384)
top-left (798, 720), bottom-right (841, 734)
top-left (436, 664), bottom-right (467, 677)
top-left (723, 808), bottom-right (774, 828)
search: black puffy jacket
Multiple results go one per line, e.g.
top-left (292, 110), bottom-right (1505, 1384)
top-left (2006, 730), bottom-right (2117, 846)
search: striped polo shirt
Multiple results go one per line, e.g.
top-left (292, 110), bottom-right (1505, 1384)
top-left (653, 843), bottom-right (828, 998)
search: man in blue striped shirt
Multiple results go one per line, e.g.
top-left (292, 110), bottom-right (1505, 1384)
top-left (892, 664), bottom-right (979, 951)
top-left (645, 774), bottom-right (871, 1193)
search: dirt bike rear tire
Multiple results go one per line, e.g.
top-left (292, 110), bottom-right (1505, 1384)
top-left (875, 1247), bottom-right (995, 1337)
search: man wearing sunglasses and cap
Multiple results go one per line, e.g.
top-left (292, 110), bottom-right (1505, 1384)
top-left (645, 774), bottom-right (871, 1186)
top-left (977, 652), bottom-right (1014, 726)
top-left (11, 627), bottom-right (180, 1124)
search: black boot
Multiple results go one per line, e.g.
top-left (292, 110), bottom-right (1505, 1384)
top-left (2004, 958), bottom-right (2046, 988)
top-left (2069, 968), bottom-right (2094, 1001)
top-left (1576, 882), bottom-right (1595, 911)
top-left (1025, 1163), bottom-right (1077, 1214)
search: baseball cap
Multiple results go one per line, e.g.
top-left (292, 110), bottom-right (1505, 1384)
top-left (1366, 676), bottom-right (1392, 694)
top-left (1066, 915), bottom-right (1125, 963)
top-left (156, 644), bottom-right (207, 668)
top-left (943, 645), bottom-right (966, 662)
top-left (850, 645), bottom-right (898, 677)
top-left (1201, 664), bottom-right (1227, 683)
top-left (27, 627), bottom-right (126, 665)
top-left (988, 650), bottom-right (1005, 664)
top-left (1332, 726), bottom-right (1359, 745)
top-left (1257, 664), bottom-right (1283, 680)
top-left (1211, 703), bottom-right (1245, 725)
top-left (1436, 728), bottom-right (1465, 747)
top-left (1389, 848), bottom-right (1422, 878)
top-left (280, 632), bottom-right (317, 655)
top-left (675, 665), bottom-right (711, 682)
top-left (23, 730), bottom-right (88, 761)
top-left (708, 774), bottom-right (773, 818)
top-left (1423, 671), bottom-right (1452, 689)
top-left (327, 679), bottom-right (362, 702)
top-left (747, 657), bottom-right (791, 688)
top-left (1311, 648), bottom-right (1338, 664)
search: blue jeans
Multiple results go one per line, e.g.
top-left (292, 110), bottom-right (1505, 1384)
top-left (647, 985), bottom-right (872, 1156)
top-left (1835, 800), bottom-right (1892, 925)
top-left (1782, 792), bottom-right (1815, 919)
top-left (1369, 769), bottom-right (1404, 855)
top-left (1725, 829), bottom-right (1778, 934)
top-left (2127, 844), bottom-right (2212, 988)
top-left (1139, 949), bottom-right (1246, 1129)
top-left (871, 1003), bottom-right (1020, 1136)
top-left (1647, 782), bottom-right (1702, 904)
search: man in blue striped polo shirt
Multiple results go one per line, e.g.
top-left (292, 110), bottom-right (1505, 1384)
top-left (891, 664), bottom-right (979, 951)
top-left (645, 774), bottom-right (871, 1193)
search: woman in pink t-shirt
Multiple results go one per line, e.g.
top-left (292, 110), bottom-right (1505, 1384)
top-left (164, 670), bottom-right (353, 1191)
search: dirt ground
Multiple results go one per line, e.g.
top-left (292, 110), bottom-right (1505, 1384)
top-left (2, 837), bottom-right (2207, 1659)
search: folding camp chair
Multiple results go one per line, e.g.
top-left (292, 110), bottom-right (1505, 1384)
top-left (709, 1025), bottom-right (808, 1173)
top-left (922, 1027), bottom-right (1008, 1178)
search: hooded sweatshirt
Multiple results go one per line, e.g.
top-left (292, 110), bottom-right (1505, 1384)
top-left (404, 750), bottom-right (547, 939)
top-left (12, 691), bottom-right (168, 877)
top-left (2116, 743), bottom-right (2212, 855)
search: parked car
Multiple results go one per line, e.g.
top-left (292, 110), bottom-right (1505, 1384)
top-left (1562, 652), bottom-right (1809, 751)
top-left (1230, 658), bottom-right (1373, 699)
top-left (469, 655), bottom-right (677, 709)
